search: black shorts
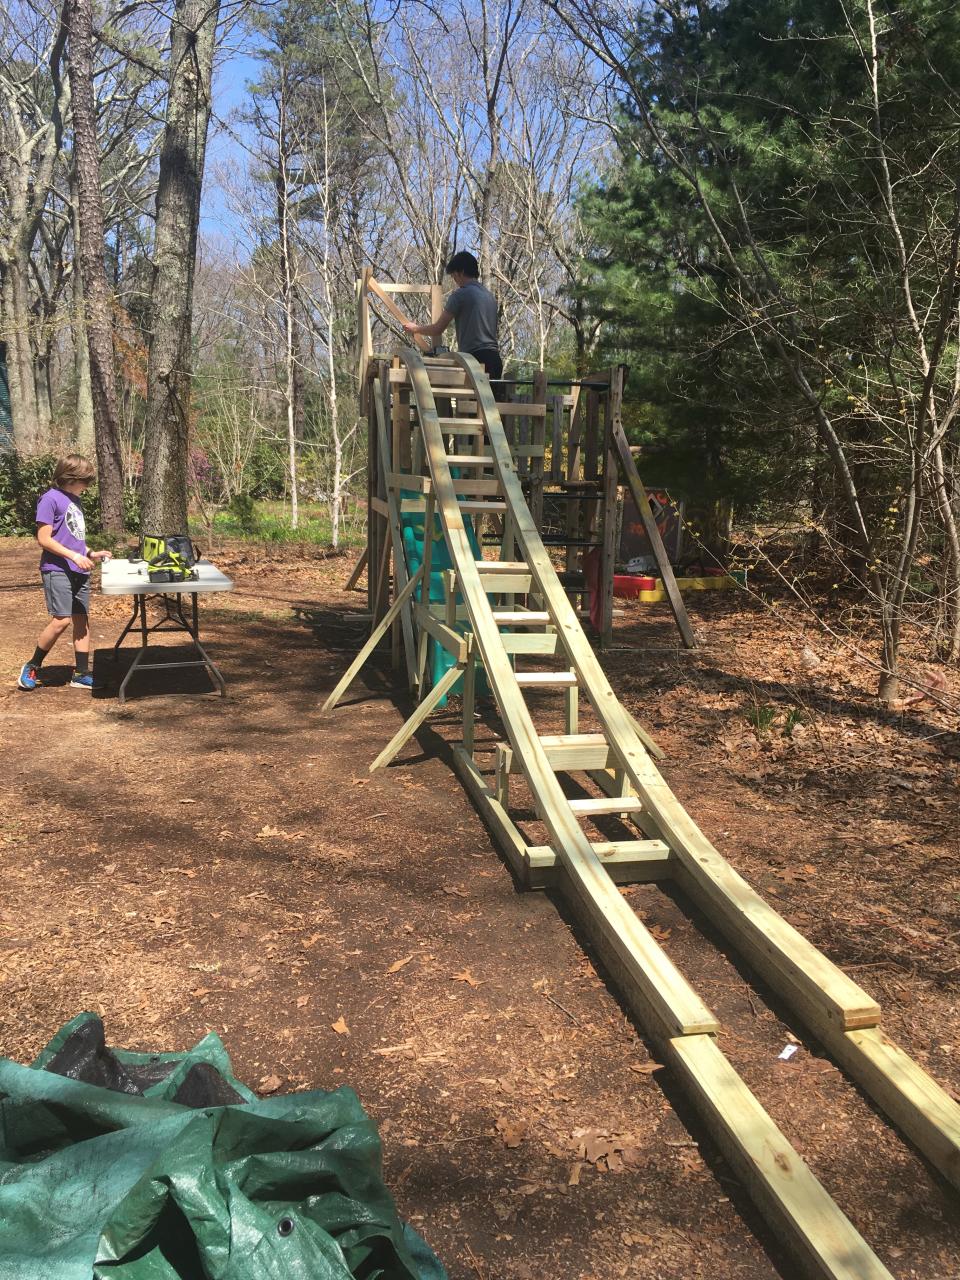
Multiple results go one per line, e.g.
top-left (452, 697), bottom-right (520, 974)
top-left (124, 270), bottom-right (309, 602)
top-left (469, 348), bottom-right (503, 381)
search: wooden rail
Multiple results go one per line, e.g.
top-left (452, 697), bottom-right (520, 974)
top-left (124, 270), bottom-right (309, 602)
top-left (327, 347), bottom-right (960, 1279)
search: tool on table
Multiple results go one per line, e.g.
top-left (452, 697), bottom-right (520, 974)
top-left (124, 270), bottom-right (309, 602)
top-left (140, 533), bottom-right (201, 583)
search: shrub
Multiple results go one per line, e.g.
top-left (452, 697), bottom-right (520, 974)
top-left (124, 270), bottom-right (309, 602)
top-left (0, 450), bottom-right (139, 538)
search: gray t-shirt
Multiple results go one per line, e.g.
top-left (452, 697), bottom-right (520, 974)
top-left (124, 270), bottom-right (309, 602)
top-left (445, 281), bottom-right (499, 353)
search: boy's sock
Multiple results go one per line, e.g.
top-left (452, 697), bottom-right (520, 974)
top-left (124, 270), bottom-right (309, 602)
top-left (29, 646), bottom-right (48, 669)
top-left (74, 651), bottom-right (90, 675)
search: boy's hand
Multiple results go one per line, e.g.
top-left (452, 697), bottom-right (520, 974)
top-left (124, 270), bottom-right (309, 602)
top-left (72, 552), bottom-right (94, 571)
top-left (90, 550), bottom-right (113, 563)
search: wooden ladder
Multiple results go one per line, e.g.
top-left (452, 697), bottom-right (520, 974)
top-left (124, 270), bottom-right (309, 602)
top-left (325, 350), bottom-right (960, 1280)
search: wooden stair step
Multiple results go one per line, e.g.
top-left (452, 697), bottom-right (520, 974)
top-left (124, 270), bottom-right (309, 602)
top-left (526, 839), bottom-right (672, 884)
top-left (492, 611), bottom-right (551, 625)
top-left (476, 560), bottom-right (528, 572)
top-left (437, 417), bottom-right (483, 428)
top-left (515, 670), bottom-right (578, 688)
top-left (569, 795), bottom-right (644, 817)
top-left (500, 632), bottom-right (559, 656)
top-left (446, 454), bottom-right (493, 466)
top-left (531, 732), bottom-right (614, 771)
top-left (459, 500), bottom-right (506, 513)
top-left (478, 572), bottom-right (533, 593)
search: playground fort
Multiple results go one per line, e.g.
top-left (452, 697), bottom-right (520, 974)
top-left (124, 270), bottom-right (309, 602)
top-left (323, 273), bottom-right (960, 1280)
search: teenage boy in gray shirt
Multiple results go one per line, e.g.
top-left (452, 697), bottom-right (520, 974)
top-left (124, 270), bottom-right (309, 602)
top-left (403, 252), bottom-right (502, 379)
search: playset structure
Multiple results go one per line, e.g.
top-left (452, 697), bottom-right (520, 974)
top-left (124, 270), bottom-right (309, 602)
top-left (325, 275), bottom-right (960, 1280)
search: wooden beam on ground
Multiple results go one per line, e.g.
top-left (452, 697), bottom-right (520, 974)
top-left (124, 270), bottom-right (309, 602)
top-left (668, 1035), bottom-right (894, 1280)
top-left (829, 1026), bottom-right (960, 1193)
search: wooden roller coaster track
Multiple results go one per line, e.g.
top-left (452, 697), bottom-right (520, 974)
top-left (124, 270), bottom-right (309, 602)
top-left (324, 349), bottom-right (960, 1279)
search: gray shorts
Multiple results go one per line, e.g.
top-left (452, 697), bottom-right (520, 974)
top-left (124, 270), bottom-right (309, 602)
top-left (42, 570), bottom-right (91, 617)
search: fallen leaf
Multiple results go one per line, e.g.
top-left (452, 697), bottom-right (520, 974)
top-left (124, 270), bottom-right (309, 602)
top-left (649, 925), bottom-right (672, 942)
top-left (629, 1061), bottom-right (662, 1076)
top-left (452, 969), bottom-right (483, 987)
top-left (296, 995), bottom-right (309, 1008)
top-left (258, 1074), bottom-right (283, 1094)
top-left (331, 1016), bottom-right (350, 1036)
top-left (568, 1162), bottom-right (584, 1186)
top-left (387, 954), bottom-right (415, 974)
top-left (443, 885), bottom-right (470, 898)
top-left (301, 933), bottom-right (322, 948)
top-left (496, 1115), bottom-right (529, 1148)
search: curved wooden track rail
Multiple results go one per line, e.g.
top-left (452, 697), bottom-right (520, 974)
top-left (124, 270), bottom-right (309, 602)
top-left (325, 351), bottom-right (960, 1279)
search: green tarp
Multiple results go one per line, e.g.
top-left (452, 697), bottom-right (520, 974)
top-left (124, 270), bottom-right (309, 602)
top-left (0, 1014), bottom-right (447, 1280)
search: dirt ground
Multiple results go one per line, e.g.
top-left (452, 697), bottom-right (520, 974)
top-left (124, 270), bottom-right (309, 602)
top-left (1, 534), bottom-right (958, 1280)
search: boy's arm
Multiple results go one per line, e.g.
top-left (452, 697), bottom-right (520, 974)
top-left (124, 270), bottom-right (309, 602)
top-left (403, 308), bottom-right (453, 340)
top-left (37, 524), bottom-right (94, 571)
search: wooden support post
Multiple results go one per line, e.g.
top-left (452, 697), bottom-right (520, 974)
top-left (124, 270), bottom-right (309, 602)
top-left (565, 684), bottom-right (579, 735)
top-left (584, 388), bottom-right (600, 481)
top-left (369, 660), bottom-right (464, 773)
top-left (462, 640), bottom-right (477, 756)
top-left (415, 492), bottom-right (437, 695)
top-left (529, 370), bottom-right (547, 530)
top-left (375, 367), bottom-right (418, 690)
top-left (611, 400), bottom-right (697, 649)
top-left (550, 394), bottom-right (564, 483)
top-left (344, 545), bottom-right (368, 591)
top-left (444, 569), bottom-right (457, 627)
top-left (495, 743), bottom-right (513, 808)
top-left (600, 369), bottom-right (622, 647)
top-left (321, 567), bottom-right (424, 713)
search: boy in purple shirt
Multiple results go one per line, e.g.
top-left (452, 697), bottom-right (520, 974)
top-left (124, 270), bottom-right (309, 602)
top-left (17, 454), bottom-right (112, 691)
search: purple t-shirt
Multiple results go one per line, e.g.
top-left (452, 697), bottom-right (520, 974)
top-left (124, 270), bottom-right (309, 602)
top-left (36, 487), bottom-right (89, 575)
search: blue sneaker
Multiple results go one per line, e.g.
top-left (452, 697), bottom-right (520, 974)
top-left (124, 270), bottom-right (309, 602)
top-left (69, 672), bottom-right (94, 690)
top-left (17, 663), bottom-right (39, 690)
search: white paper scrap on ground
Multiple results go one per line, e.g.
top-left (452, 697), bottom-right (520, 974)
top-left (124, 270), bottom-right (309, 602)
top-left (778, 1044), bottom-right (799, 1062)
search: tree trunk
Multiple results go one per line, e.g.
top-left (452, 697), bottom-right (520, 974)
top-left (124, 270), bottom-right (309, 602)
top-left (72, 264), bottom-right (95, 450)
top-left (66, 0), bottom-right (125, 529)
top-left (1, 259), bottom-right (42, 451)
top-left (141, 0), bottom-right (221, 533)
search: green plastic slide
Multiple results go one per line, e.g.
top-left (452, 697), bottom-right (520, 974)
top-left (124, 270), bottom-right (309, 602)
top-left (0, 1013), bottom-right (447, 1280)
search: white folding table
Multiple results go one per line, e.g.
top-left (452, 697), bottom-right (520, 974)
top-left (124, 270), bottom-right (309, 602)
top-left (100, 558), bottom-right (234, 703)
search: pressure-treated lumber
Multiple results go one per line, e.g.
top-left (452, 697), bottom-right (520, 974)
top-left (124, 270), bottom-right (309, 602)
top-left (456, 349), bottom-right (882, 1041)
top-left (334, 343), bottom-right (957, 1274)
top-left (668, 1035), bottom-right (894, 1280)
top-left (321, 566), bottom-right (423, 713)
top-left (610, 407), bottom-right (697, 649)
top-left (369, 660), bottom-right (464, 773)
top-left (408, 351), bottom-right (718, 1039)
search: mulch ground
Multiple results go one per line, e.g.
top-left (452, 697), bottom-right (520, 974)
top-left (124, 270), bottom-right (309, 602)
top-left (1, 533), bottom-right (958, 1280)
